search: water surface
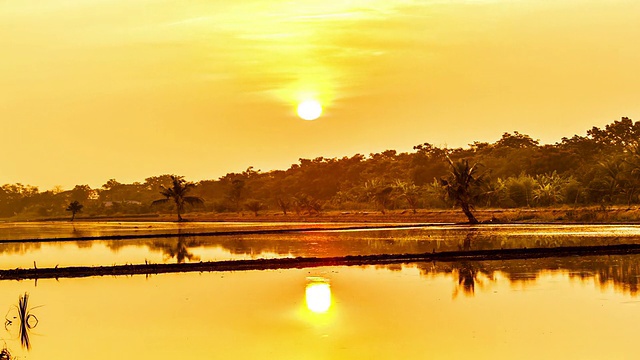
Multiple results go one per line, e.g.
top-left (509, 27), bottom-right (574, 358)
top-left (3, 224), bottom-right (640, 269)
top-left (0, 221), bottom-right (381, 240)
top-left (1, 254), bottom-right (639, 359)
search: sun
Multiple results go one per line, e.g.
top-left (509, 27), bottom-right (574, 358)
top-left (297, 100), bottom-right (323, 120)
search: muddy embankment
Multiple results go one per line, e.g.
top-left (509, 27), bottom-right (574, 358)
top-left (3, 244), bottom-right (640, 281)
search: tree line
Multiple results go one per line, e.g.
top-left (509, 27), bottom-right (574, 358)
top-left (2, 117), bottom-right (640, 220)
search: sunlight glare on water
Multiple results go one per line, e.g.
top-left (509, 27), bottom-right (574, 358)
top-left (305, 277), bottom-right (331, 313)
top-left (2, 258), bottom-right (640, 359)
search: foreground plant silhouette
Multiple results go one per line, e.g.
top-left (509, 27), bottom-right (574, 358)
top-left (151, 175), bottom-right (204, 222)
top-left (0, 344), bottom-right (10, 360)
top-left (440, 158), bottom-right (484, 224)
top-left (65, 201), bottom-right (83, 221)
top-left (4, 292), bottom-right (40, 351)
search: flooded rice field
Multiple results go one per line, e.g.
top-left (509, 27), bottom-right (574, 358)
top-left (1, 222), bottom-right (640, 359)
top-left (0, 221), bottom-right (393, 241)
top-left (2, 223), bottom-right (640, 269)
top-left (1, 255), bottom-right (640, 359)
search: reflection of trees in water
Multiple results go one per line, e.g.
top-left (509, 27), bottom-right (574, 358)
top-left (496, 256), bottom-right (640, 295)
top-left (458, 229), bottom-right (476, 251)
top-left (74, 240), bottom-right (93, 249)
top-left (97, 230), bottom-right (538, 259)
top-left (214, 236), bottom-right (296, 256)
top-left (416, 261), bottom-right (495, 298)
top-left (0, 242), bottom-right (42, 256)
top-left (203, 232), bottom-right (443, 258)
top-left (175, 229), bottom-right (640, 259)
top-left (5, 227), bottom-right (640, 290)
top-left (562, 256), bottom-right (640, 295)
top-left (453, 262), bottom-right (490, 298)
top-left (148, 236), bottom-right (201, 263)
top-left (71, 225), bottom-right (86, 238)
top-left (104, 239), bottom-right (137, 251)
top-left (411, 254), bottom-right (640, 297)
top-left (4, 228), bottom-right (640, 263)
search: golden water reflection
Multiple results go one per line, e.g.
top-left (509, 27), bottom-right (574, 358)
top-left (6, 224), bottom-right (640, 269)
top-left (410, 254), bottom-right (640, 297)
top-left (2, 259), bottom-right (640, 359)
top-left (305, 277), bottom-right (331, 314)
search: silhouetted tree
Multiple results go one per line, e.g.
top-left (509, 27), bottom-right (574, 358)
top-left (66, 200), bottom-right (83, 221)
top-left (5, 117), bottom-right (640, 219)
top-left (363, 180), bottom-right (394, 214)
top-left (276, 197), bottom-right (291, 215)
top-left (244, 199), bottom-right (263, 216)
top-left (100, 179), bottom-right (122, 202)
top-left (70, 185), bottom-right (92, 202)
top-left (227, 179), bottom-right (245, 212)
top-left (440, 158), bottom-right (484, 224)
top-left (144, 175), bottom-right (175, 191)
top-left (496, 131), bottom-right (539, 149)
top-left (293, 193), bottom-right (323, 215)
top-left (151, 175), bottom-right (204, 221)
top-left (395, 180), bottom-right (421, 214)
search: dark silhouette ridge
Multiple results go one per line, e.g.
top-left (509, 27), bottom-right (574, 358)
top-left (2, 117), bottom-right (640, 220)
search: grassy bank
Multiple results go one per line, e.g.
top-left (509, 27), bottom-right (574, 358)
top-left (40, 206), bottom-right (640, 224)
top-left (4, 206), bottom-right (640, 224)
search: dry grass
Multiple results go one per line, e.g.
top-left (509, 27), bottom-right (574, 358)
top-left (146, 206), bottom-right (640, 224)
top-left (12, 206), bottom-right (640, 224)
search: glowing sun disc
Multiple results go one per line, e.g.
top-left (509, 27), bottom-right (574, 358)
top-left (297, 100), bottom-right (322, 120)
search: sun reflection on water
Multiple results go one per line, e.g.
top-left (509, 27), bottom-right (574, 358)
top-left (305, 277), bottom-right (331, 314)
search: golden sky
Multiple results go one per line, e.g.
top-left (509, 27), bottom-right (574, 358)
top-left (2, 0), bottom-right (640, 189)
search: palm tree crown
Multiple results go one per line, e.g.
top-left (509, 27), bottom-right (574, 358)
top-left (440, 158), bottom-right (484, 224)
top-left (66, 200), bottom-right (83, 221)
top-left (151, 175), bottom-right (204, 221)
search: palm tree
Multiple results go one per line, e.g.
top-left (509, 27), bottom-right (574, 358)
top-left (66, 201), bottom-right (83, 221)
top-left (440, 158), bottom-right (484, 224)
top-left (151, 175), bottom-right (204, 222)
